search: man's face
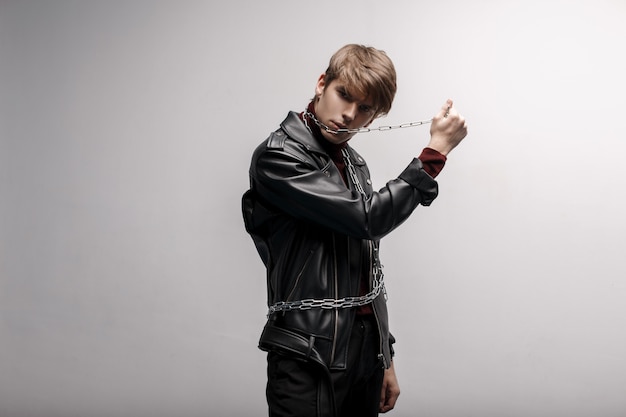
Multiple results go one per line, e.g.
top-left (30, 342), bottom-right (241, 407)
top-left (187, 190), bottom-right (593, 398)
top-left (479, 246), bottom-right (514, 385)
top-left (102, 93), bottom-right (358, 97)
top-left (313, 75), bottom-right (377, 144)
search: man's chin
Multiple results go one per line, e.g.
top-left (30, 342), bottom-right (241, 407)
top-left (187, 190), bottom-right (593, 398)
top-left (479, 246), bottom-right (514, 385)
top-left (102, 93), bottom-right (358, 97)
top-left (321, 130), bottom-right (353, 144)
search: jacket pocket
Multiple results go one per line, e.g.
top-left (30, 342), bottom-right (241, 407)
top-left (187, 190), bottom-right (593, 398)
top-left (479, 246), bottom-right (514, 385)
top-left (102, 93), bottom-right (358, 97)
top-left (284, 247), bottom-right (315, 302)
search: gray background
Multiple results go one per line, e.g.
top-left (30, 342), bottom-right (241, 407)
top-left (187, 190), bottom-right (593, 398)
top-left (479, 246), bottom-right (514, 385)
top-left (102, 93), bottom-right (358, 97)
top-left (2, 0), bottom-right (625, 416)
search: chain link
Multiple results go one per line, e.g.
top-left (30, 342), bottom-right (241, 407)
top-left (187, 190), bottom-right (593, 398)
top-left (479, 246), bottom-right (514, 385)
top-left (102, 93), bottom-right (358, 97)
top-left (304, 110), bottom-right (431, 134)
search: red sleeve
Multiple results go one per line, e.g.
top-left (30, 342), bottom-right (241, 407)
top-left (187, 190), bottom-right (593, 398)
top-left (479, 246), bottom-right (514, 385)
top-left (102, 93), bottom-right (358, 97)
top-left (418, 147), bottom-right (447, 178)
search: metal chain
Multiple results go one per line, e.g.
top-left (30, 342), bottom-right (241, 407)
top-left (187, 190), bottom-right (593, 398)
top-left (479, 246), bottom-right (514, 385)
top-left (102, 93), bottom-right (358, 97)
top-left (267, 255), bottom-right (385, 317)
top-left (342, 147), bottom-right (366, 195)
top-left (266, 149), bottom-right (387, 318)
top-left (304, 110), bottom-right (431, 134)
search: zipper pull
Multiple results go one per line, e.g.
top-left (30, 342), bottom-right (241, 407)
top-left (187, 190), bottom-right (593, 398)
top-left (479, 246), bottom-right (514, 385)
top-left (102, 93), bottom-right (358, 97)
top-left (378, 353), bottom-right (388, 369)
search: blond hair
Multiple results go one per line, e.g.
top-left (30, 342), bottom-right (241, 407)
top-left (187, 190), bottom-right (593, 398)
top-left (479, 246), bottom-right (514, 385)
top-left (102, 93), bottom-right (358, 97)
top-left (323, 44), bottom-right (397, 118)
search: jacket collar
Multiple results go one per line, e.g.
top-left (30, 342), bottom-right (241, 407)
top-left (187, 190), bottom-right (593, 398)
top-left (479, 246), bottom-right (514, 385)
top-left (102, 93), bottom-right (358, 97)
top-left (280, 111), bottom-right (366, 166)
top-left (280, 111), bottom-right (327, 154)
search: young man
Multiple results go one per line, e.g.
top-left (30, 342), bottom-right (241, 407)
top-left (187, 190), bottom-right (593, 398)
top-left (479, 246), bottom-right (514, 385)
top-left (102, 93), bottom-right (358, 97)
top-left (242, 44), bottom-right (467, 416)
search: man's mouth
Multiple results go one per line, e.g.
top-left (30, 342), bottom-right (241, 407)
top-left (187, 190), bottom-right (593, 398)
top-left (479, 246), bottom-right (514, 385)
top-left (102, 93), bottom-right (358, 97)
top-left (331, 122), bottom-right (347, 132)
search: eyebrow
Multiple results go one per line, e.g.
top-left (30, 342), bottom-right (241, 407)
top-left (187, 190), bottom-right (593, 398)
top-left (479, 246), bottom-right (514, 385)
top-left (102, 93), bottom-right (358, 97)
top-left (336, 84), bottom-right (373, 106)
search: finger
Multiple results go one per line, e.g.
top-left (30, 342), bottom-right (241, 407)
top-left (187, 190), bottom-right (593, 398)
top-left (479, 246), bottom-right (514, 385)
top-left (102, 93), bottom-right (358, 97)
top-left (380, 393), bottom-right (397, 412)
top-left (386, 391), bottom-right (399, 410)
top-left (442, 99), bottom-right (453, 118)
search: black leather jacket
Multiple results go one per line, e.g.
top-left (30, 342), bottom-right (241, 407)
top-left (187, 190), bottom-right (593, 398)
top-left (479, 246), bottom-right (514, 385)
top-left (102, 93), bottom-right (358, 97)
top-left (242, 112), bottom-right (439, 371)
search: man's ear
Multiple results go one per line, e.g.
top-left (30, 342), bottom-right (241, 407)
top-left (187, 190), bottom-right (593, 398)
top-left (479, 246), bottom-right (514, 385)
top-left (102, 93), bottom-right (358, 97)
top-left (314, 74), bottom-right (326, 97)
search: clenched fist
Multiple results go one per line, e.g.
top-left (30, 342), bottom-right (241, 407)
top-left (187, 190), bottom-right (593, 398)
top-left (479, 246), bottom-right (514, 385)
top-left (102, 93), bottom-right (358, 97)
top-left (427, 99), bottom-right (468, 156)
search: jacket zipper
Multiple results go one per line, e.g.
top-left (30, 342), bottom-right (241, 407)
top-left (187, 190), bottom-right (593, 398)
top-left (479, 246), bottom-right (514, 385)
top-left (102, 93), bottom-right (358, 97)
top-left (369, 240), bottom-right (388, 368)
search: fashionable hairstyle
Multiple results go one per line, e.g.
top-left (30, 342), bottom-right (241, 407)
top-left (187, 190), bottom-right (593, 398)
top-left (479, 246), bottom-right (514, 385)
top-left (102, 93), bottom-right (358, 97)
top-left (323, 44), bottom-right (397, 118)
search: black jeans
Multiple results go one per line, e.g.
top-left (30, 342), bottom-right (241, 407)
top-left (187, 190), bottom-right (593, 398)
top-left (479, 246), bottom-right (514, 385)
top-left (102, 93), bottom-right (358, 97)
top-left (266, 315), bottom-right (385, 417)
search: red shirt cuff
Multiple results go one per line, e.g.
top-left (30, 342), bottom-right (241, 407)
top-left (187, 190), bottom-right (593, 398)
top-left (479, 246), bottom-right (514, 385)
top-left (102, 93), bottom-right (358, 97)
top-left (418, 147), bottom-right (447, 178)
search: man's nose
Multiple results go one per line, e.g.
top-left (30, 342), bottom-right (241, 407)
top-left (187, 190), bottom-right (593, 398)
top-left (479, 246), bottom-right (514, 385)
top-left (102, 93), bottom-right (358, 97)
top-left (342, 103), bottom-right (358, 123)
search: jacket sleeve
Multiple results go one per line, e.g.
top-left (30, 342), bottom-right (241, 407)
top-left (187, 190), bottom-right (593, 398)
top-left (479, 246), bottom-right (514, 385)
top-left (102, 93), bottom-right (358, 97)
top-left (249, 137), bottom-right (438, 241)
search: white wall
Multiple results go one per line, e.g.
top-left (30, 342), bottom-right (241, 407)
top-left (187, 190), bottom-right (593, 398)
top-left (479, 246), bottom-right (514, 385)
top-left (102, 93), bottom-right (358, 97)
top-left (1, 1), bottom-right (625, 416)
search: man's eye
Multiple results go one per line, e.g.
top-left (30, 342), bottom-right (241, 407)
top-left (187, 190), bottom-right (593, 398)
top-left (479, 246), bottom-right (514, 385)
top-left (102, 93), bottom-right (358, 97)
top-left (359, 105), bottom-right (373, 113)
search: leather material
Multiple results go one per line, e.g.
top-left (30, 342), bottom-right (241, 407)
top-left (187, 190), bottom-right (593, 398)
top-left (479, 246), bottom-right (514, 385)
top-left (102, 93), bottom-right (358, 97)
top-left (243, 111), bottom-right (439, 370)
